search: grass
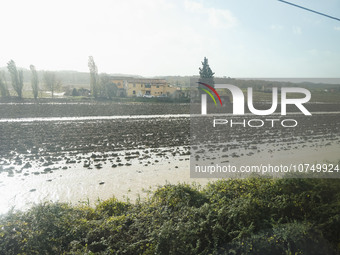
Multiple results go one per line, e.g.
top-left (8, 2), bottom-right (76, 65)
top-left (1, 177), bottom-right (340, 254)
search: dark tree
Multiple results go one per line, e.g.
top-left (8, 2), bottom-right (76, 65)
top-left (7, 60), bottom-right (24, 98)
top-left (30, 65), bottom-right (39, 99)
top-left (0, 72), bottom-right (9, 98)
top-left (71, 88), bottom-right (79, 96)
top-left (88, 56), bottom-right (99, 98)
top-left (199, 57), bottom-right (215, 86)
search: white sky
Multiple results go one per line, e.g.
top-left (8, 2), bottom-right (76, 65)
top-left (1, 0), bottom-right (340, 77)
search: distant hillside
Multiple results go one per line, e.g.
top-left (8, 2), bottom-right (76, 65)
top-left (0, 68), bottom-right (144, 89)
top-left (0, 68), bottom-right (90, 88)
top-left (220, 78), bottom-right (340, 90)
top-left (156, 76), bottom-right (340, 89)
top-left (239, 78), bottom-right (340, 89)
top-left (1, 67), bottom-right (339, 90)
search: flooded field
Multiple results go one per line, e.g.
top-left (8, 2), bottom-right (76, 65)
top-left (0, 100), bottom-right (190, 118)
top-left (0, 101), bottom-right (339, 214)
top-left (190, 114), bottom-right (340, 178)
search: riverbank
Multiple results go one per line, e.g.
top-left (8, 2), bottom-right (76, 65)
top-left (1, 177), bottom-right (340, 254)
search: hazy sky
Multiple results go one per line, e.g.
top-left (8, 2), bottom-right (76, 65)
top-left (1, 0), bottom-right (339, 77)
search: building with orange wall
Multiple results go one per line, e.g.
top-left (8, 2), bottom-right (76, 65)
top-left (110, 77), bottom-right (178, 97)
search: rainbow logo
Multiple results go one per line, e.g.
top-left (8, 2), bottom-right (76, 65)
top-left (197, 82), bottom-right (223, 106)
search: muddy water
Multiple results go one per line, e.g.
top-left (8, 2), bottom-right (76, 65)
top-left (0, 114), bottom-right (190, 123)
top-left (1, 142), bottom-right (339, 215)
top-left (0, 111), bottom-right (339, 123)
top-left (0, 106), bottom-right (339, 215)
top-left (0, 146), bottom-right (195, 214)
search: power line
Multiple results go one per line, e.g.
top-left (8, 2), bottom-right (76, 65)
top-left (278, 0), bottom-right (340, 22)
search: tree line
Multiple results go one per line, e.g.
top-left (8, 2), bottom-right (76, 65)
top-left (0, 57), bottom-right (118, 100)
top-left (0, 56), bottom-right (215, 100)
top-left (0, 60), bottom-right (61, 99)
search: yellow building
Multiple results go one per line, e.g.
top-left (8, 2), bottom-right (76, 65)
top-left (110, 77), bottom-right (178, 97)
top-left (110, 77), bottom-right (130, 97)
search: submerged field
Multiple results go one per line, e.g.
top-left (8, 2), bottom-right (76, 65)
top-left (0, 100), bottom-right (339, 212)
top-left (0, 99), bottom-right (339, 254)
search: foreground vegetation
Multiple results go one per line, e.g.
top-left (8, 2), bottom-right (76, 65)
top-left (1, 177), bottom-right (340, 254)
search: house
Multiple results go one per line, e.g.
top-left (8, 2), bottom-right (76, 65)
top-left (110, 77), bottom-right (130, 97)
top-left (110, 77), bottom-right (178, 97)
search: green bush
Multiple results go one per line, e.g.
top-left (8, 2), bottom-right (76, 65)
top-left (95, 197), bottom-right (130, 217)
top-left (1, 178), bottom-right (340, 254)
top-left (151, 183), bottom-right (208, 210)
top-left (222, 222), bottom-right (336, 255)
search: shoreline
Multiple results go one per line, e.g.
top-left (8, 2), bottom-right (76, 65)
top-left (1, 143), bottom-right (339, 215)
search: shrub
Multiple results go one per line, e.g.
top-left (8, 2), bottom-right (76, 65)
top-left (1, 178), bottom-right (340, 254)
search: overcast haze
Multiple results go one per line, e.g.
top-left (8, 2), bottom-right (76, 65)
top-left (1, 0), bottom-right (339, 77)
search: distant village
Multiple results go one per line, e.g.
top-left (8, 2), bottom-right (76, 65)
top-left (66, 76), bottom-right (190, 99)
